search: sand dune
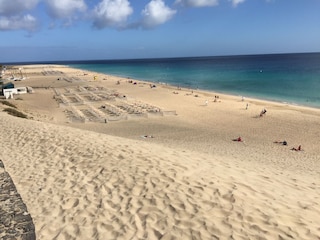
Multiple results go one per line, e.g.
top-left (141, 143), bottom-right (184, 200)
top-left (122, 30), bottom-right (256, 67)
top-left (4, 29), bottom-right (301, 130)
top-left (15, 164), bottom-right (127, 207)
top-left (1, 65), bottom-right (320, 239)
top-left (1, 113), bottom-right (319, 239)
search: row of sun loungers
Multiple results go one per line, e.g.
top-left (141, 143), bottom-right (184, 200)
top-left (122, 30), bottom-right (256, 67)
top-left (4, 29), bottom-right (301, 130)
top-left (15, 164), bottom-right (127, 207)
top-left (54, 86), bottom-right (165, 123)
top-left (42, 70), bottom-right (63, 76)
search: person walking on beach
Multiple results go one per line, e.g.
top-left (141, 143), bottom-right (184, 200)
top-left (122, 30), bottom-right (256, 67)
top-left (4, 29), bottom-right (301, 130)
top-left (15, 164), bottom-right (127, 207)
top-left (260, 108), bottom-right (267, 117)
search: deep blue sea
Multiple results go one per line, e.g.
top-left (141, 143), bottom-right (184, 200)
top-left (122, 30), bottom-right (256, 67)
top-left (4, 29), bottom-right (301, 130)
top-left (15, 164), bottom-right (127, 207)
top-left (67, 53), bottom-right (320, 108)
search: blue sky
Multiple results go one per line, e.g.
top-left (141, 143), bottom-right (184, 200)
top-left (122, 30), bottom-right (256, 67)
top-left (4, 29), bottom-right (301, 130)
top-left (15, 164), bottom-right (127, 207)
top-left (0, 0), bottom-right (319, 62)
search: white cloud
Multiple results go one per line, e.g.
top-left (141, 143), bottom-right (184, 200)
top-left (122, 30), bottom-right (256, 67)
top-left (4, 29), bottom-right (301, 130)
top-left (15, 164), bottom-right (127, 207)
top-left (45, 0), bottom-right (87, 19)
top-left (92, 0), bottom-right (133, 29)
top-left (141, 0), bottom-right (176, 28)
top-left (0, 0), bottom-right (251, 32)
top-left (0, 0), bottom-right (40, 16)
top-left (174, 0), bottom-right (219, 7)
top-left (230, 0), bottom-right (245, 7)
top-left (0, 14), bottom-right (37, 31)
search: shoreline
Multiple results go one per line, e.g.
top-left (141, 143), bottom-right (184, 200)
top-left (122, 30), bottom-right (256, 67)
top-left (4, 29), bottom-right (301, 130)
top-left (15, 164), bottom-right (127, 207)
top-left (11, 63), bottom-right (320, 110)
top-left (71, 64), bottom-right (320, 113)
top-left (1, 64), bottom-right (320, 239)
top-left (5, 62), bottom-right (320, 110)
top-left (62, 63), bottom-right (320, 110)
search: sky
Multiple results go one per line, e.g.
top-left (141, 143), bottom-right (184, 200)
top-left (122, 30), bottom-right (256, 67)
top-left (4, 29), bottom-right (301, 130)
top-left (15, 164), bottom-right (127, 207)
top-left (0, 0), bottom-right (320, 62)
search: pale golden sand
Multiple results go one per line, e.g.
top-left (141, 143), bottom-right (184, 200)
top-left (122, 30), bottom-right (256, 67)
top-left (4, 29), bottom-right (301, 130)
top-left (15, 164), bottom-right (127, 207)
top-left (1, 65), bottom-right (320, 239)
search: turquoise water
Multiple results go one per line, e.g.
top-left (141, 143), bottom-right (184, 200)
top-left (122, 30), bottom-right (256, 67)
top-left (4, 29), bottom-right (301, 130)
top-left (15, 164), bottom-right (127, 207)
top-left (69, 53), bottom-right (320, 108)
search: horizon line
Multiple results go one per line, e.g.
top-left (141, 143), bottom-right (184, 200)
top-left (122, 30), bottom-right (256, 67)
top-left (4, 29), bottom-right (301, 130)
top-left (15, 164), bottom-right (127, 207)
top-left (2, 51), bottom-right (320, 66)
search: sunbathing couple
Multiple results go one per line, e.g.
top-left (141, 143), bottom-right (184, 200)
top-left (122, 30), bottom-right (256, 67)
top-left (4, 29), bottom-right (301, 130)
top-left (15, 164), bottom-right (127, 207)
top-left (274, 141), bottom-right (302, 151)
top-left (236, 138), bottom-right (302, 151)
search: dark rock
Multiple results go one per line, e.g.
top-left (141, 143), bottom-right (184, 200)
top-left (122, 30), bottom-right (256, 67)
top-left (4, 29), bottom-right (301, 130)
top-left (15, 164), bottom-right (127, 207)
top-left (0, 160), bottom-right (36, 239)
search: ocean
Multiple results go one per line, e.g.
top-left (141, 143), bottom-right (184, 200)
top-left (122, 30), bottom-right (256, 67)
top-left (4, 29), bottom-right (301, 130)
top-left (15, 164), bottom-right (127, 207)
top-left (68, 53), bottom-right (320, 108)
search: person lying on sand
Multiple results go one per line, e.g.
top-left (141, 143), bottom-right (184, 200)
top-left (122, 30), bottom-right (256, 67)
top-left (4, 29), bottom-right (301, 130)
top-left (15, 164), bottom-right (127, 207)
top-left (233, 137), bottom-right (243, 142)
top-left (142, 135), bottom-right (154, 138)
top-left (274, 140), bottom-right (288, 145)
top-left (291, 145), bottom-right (302, 151)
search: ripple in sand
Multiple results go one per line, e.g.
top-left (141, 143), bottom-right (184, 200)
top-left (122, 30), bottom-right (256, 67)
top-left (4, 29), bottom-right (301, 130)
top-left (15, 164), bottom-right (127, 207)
top-left (63, 197), bottom-right (80, 210)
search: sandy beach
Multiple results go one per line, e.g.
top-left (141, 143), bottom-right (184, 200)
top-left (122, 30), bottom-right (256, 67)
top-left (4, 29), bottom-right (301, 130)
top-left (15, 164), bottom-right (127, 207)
top-left (1, 65), bottom-right (320, 239)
